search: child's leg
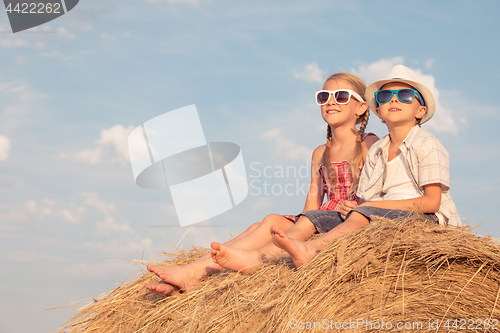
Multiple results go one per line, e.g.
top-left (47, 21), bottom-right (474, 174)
top-left (272, 211), bottom-right (370, 268)
top-left (210, 214), bottom-right (319, 273)
top-left (146, 221), bottom-right (261, 294)
top-left (146, 214), bottom-right (294, 294)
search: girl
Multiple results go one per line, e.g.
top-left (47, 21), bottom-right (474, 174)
top-left (270, 65), bottom-right (461, 269)
top-left (146, 73), bottom-right (378, 294)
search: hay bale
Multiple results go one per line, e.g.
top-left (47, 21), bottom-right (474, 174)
top-left (60, 217), bottom-right (500, 332)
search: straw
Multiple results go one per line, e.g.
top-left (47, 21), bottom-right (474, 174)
top-left (59, 216), bottom-right (500, 332)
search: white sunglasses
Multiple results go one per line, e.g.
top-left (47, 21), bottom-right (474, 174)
top-left (315, 89), bottom-right (363, 106)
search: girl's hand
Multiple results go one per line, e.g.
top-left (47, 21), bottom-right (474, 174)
top-left (340, 200), bottom-right (358, 219)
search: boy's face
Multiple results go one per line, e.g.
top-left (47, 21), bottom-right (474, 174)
top-left (375, 82), bottom-right (427, 126)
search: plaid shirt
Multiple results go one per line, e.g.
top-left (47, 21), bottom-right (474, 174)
top-left (357, 126), bottom-right (461, 226)
top-left (317, 161), bottom-right (359, 211)
top-left (283, 161), bottom-right (359, 221)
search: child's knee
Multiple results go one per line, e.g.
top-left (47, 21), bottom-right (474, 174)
top-left (295, 215), bottom-right (316, 232)
top-left (261, 214), bottom-right (282, 227)
top-left (346, 211), bottom-right (370, 226)
top-left (261, 214), bottom-right (294, 231)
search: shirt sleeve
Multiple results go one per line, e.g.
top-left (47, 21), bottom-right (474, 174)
top-left (416, 137), bottom-right (450, 192)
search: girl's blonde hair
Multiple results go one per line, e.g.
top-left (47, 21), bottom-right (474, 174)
top-left (321, 73), bottom-right (370, 194)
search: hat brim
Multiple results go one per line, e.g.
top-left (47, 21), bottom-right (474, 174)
top-left (365, 78), bottom-right (435, 124)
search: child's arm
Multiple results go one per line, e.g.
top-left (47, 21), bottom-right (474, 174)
top-left (357, 133), bottom-right (449, 215)
top-left (301, 145), bottom-right (326, 212)
top-left (360, 183), bottom-right (442, 213)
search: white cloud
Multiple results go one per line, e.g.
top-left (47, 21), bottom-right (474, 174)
top-left (57, 27), bottom-right (76, 38)
top-left (351, 56), bottom-right (404, 86)
top-left (0, 134), bottom-right (11, 161)
top-left (65, 18), bottom-right (93, 33)
top-left (66, 124), bottom-right (134, 165)
top-left (58, 206), bottom-right (86, 224)
top-left (352, 57), bottom-right (458, 135)
top-left (98, 124), bottom-right (133, 162)
top-left (293, 62), bottom-right (324, 83)
top-left (41, 198), bottom-right (57, 206)
top-left (0, 80), bottom-right (48, 132)
top-left (95, 216), bottom-right (134, 236)
top-left (0, 211), bottom-right (28, 231)
top-left (0, 25), bottom-right (76, 48)
top-left (39, 49), bottom-right (95, 62)
top-left (0, 192), bottom-right (125, 232)
top-left (24, 200), bottom-right (38, 214)
top-left (261, 128), bottom-right (311, 161)
top-left (72, 147), bottom-right (103, 165)
top-left (100, 30), bottom-right (130, 40)
top-left (441, 90), bottom-right (497, 121)
top-left (80, 191), bottom-right (116, 214)
top-left (0, 37), bottom-right (27, 48)
top-left (425, 59), bottom-right (435, 69)
top-left (0, 199), bottom-right (86, 227)
top-left (413, 69), bottom-right (458, 135)
top-left (79, 191), bottom-right (133, 236)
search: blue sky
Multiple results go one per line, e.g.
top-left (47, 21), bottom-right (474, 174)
top-left (0, 1), bottom-right (499, 332)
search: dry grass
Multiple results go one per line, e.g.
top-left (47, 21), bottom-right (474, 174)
top-left (60, 216), bottom-right (500, 332)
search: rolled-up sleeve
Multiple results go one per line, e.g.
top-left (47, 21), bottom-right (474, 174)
top-left (416, 138), bottom-right (450, 192)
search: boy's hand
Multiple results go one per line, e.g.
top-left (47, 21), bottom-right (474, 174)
top-left (340, 200), bottom-right (358, 219)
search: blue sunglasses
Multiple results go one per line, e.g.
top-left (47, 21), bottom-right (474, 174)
top-left (374, 89), bottom-right (424, 106)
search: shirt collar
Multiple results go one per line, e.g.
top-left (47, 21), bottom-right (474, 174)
top-left (402, 125), bottom-right (421, 147)
top-left (376, 125), bottom-right (421, 156)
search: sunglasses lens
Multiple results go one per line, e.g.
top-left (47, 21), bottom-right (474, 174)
top-left (317, 92), bottom-right (330, 105)
top-left (398, 89), bottom-right (416, 103)
top-left (376, 90), bottom-right (392, 104)
top-left (335, 91), bottom-right (350, 104)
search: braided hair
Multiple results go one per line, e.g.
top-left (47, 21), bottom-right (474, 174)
top-left (321, 73), bottom-right (370, 194)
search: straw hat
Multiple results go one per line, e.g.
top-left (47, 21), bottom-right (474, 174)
top-left (365, 65), bottom-right (435, 124)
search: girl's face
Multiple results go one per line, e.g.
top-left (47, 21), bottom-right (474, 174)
top-left (375, 82), bottom-right (427, 126)
top-left (320, 79), bottom-right (367, 129)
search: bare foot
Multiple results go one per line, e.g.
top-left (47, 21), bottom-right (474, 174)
top-left (145, 280), bottom-right (181, 295)
top-left (271, 225), bottom-right (327, 268)
top-left (146, 263), bottom-right (201, 293)
top-left (210, 242), bottom-right (265, 274)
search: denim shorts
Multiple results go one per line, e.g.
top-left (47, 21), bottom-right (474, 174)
top-left (295, 210), bottom-right (345, 233)
top-left (296, 207), bottom-right (437, 233)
